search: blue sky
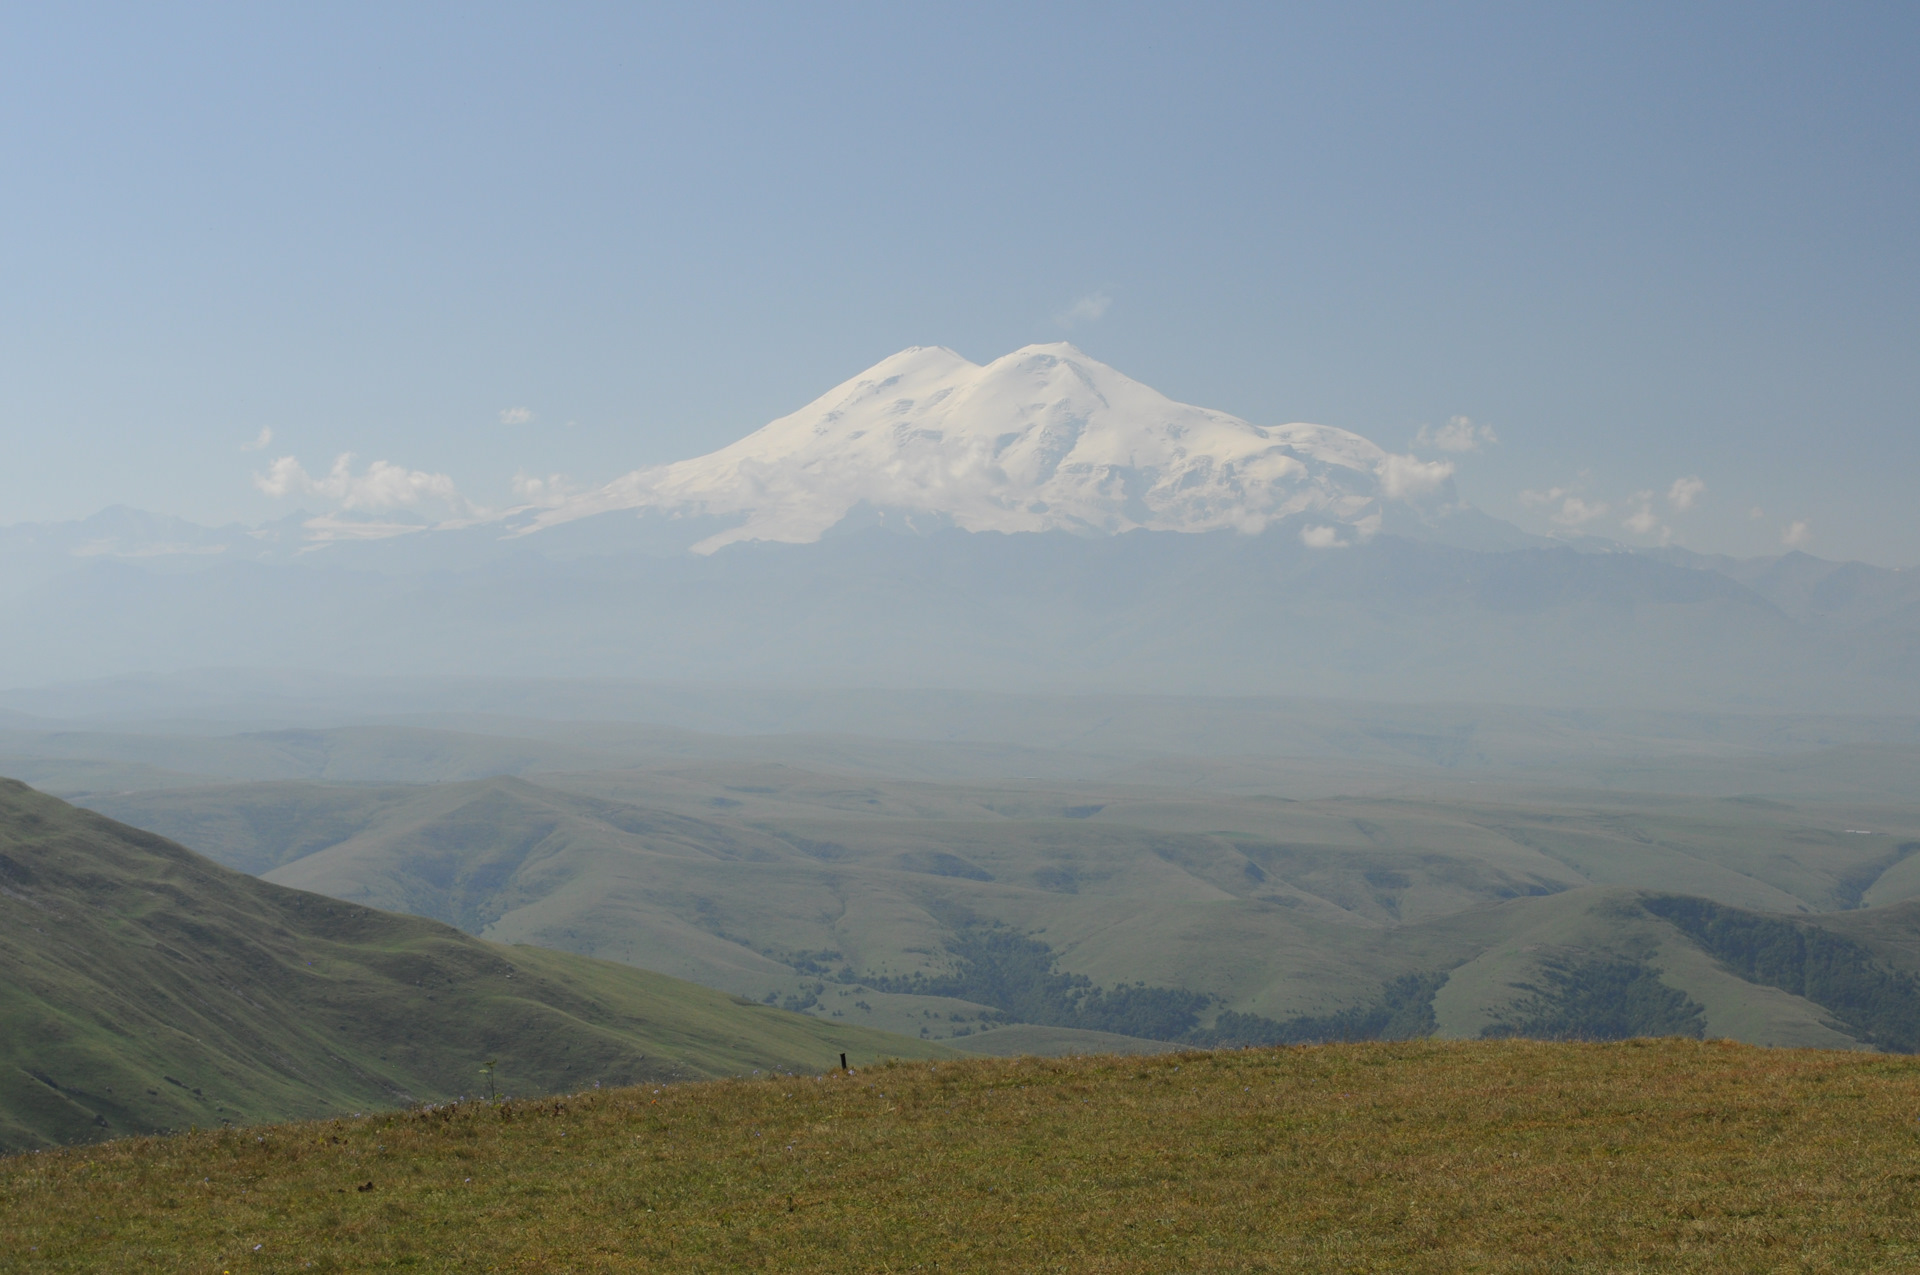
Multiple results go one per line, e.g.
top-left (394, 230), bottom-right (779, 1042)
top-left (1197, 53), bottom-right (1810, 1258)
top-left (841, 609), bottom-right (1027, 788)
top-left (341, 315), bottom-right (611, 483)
top-left (3, 2), bottom-right (1916, 563)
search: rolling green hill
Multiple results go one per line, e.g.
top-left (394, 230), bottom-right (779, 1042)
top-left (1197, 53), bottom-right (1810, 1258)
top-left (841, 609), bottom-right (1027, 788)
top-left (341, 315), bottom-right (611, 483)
top-left (77, 763), bottom-right (1920, 1054)
top-left (0, 779), bottom-right (946, 1153)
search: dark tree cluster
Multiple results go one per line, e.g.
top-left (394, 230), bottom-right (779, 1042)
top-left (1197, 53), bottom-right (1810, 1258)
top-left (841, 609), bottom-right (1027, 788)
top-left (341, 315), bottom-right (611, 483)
top-left (1644, 894), bottom-right (1920, 1052)
top-left (1480, 957), bottom-right (1706, 1042)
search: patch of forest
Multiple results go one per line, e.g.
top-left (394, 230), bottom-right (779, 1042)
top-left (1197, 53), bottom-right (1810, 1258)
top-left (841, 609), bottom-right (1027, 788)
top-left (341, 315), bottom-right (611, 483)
top-left (864, 925), bottom-right (1444, 1046)
top-left (1481, 956), bottom-right (1706, 1042)
top-left (1643, 894), bottom-right (1920, 1051)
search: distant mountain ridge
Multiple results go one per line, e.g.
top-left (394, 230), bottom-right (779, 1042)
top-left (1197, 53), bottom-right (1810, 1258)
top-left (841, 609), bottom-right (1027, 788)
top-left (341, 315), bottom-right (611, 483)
top-left (1, 516), bottom-right (1917, 711)
top-left (0, 342), bottom-right (1915, 706)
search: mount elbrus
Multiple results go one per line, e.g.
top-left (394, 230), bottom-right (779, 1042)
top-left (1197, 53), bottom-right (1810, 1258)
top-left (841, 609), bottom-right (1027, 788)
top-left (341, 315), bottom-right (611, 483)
top-left (528, 343), bottom-right (1444, 552)
top-left (2, 344), bottom-right (1917, 710)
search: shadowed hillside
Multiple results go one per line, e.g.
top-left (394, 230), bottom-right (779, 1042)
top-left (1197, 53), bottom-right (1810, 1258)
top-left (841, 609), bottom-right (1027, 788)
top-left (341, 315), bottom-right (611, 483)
top-left (0, 779), bottom-right (944, 1152)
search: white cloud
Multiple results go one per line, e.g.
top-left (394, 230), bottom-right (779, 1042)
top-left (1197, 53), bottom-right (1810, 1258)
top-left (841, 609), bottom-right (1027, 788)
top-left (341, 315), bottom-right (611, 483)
top-left (1552, 496), bottom-right (1609, 527)
top-left (1379, 453), bottom-right (1454, 500)
top-left (1414, 416), bottom-right (1498, 452)
top-left (1621, 493), bottom-right (1662, 537)
top-left (254, 453), bottom-right (472, 514)
top-left (510, 471), bottom-right (579, 507)
top-left (1782, 519), bottom-right (1811, 548)
top-left (1666, 476), bottom-right (1705, 512)
top-left (253, 456), bottom-right (309, 499)
top-left (500, 407), bottom-right (535, 426)
top-left (300, 514), bottom-right (429, 542)
top-left (1750, 506), bottom-right (1764, 519)
top-left (1054, 292), bottom-right (1112, 327)
top-left (1521, 480), bottom-right (1611, 530)
top-left (1299, 524), bottom-right (1345, 549)
top-left (241, 427), bottom-right (274, 452)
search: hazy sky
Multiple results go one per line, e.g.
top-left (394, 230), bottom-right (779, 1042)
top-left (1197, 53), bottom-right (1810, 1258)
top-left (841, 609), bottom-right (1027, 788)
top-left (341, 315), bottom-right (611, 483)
top-left (3, 3), bottom-right (1917, 564)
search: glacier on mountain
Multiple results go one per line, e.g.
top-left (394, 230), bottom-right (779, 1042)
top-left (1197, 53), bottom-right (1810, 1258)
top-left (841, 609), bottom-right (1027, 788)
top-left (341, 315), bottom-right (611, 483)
top-left (529, 343), bottom-right (1453, 553)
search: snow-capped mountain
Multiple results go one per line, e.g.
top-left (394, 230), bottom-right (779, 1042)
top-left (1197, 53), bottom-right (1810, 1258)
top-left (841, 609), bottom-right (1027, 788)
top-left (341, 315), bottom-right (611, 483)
top-left (530, 343), bottom-right (1453, 553)
top-left (3, 338), bottom-right (1916, 710)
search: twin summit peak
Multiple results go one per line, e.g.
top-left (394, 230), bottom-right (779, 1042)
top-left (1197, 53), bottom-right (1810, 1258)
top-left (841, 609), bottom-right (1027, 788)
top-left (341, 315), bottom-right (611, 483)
top-left (529, 343), bottom-right (1452, 554)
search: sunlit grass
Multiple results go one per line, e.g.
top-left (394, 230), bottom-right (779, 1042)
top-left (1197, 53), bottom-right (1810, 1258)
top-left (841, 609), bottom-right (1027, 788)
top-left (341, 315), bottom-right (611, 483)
top-left (7, 1038), bottom-right (1920, 1271)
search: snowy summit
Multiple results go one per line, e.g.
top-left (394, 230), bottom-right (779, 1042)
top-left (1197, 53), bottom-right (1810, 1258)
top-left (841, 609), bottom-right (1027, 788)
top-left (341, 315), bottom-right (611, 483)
top-left (531, 343), bottom-right (1452, 553)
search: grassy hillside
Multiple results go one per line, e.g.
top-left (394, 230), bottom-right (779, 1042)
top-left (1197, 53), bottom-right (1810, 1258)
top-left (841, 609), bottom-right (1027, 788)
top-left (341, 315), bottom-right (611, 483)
top-left (0, 779), bottom-right (944, 1153)
top-left (8, 1040), bottom-right (1920, 1271)
top-left (79, 766), bottom-right (1920, 1049)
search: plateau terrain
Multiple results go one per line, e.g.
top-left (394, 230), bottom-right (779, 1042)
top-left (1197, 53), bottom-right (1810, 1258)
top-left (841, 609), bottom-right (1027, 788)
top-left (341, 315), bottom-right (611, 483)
top-left (10, 681), bottom-right (1920, 1063)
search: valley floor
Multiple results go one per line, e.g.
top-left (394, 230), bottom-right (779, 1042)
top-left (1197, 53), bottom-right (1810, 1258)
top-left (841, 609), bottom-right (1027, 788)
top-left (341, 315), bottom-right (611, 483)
top-left (5, 1039), bottom-right (1918, 1272)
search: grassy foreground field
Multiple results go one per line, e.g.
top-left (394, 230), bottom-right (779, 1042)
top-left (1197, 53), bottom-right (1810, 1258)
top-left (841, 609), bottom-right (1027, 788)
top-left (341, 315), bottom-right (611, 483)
top-left (7, 1039), bottom-right (1920, 1272)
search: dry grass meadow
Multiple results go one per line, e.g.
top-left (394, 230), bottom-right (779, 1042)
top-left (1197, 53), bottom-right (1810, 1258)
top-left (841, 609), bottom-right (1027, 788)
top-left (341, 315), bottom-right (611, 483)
top-left (7, 1038), bottom-right (1920, 1272)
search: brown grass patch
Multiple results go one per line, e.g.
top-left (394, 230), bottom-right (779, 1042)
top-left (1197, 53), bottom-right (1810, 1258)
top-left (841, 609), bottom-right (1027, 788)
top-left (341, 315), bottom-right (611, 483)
top-left (6, 1039), bottom-right (1920, 1271)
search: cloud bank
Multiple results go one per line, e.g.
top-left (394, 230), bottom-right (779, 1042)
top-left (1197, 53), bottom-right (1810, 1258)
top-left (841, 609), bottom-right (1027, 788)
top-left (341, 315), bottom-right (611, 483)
top-left (1520, 485), bottom-right (1609, 527)
top-left (254, 454), bottom-right (474, 516)
top-left (1379, 453), bottom-right (1454, 500)
top-left (1299, 524), bottom-right (1346, 548)
top-left (1621, 492), bottom-right (1664, 538)
top-left (510, 471), bottom-right (579, 506)
top-left (1523, 473), bottom-right (1712, 543)
top-left (1667, 476), bottom-right (1705, 512)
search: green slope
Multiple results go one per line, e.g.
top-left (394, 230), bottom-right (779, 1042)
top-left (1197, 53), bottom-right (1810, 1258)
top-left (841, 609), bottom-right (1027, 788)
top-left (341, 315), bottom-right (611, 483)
top-left (0, 778), bottom-right (947, 1153)
top-left (81, 765), bottom-right (1920, 1045)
